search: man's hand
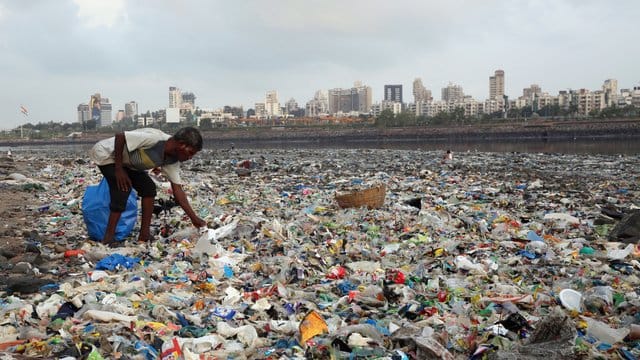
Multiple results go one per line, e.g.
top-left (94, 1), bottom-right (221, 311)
top-left (171, 182), bottom-right (206, 228)
top-left (115, 167), bottom-right (131, 192)
top-left (113, 133), bottom-right (131, 192)
top-left (191, 216), bottom-right (207, 228)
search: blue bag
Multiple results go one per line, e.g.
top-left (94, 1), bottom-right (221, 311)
top-left (82, 178), bottom-right (138, 241)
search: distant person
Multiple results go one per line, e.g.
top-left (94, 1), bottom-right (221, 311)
top-left (7, 148), bottom-right (11, 157)
top-left (89, 127), bottom-right (207, 246)
top-left (441, 149), bottom-right (453, 164)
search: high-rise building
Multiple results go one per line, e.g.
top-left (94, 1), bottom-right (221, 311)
top-left (99, 99), bottom-right (112, 127)
top-left (602, 79), bottom-right (618, 106)
top-left (265, 90), bottom-right (281, 117)
top-left (306, 90), bottom-right (329, 117)
top-left (384, 85), bottom-right (403, 103)
top-left (413, 78), bottom-right (432, 103)
top-left (181, 92), bottom-right (196, 109)
top-left (77, 104), bottom-right (90, 124)
top-left (327, 83), bottom-right (372, 115)
top-left (357, 85), bottom-right (373, 113)
top-left (84, 93), bottom-right (112, 127)
top-left (254, 103), bottom-right (267, 119)
top-left (285, 98), bottom-right (299, 114)
top-left (90, 93), bottom-right (102, 126)
top-left (442, 83), bottom-right (464, 103)
top-left (116, 110), bottom-right (125, 122)
top-left (522, 84), bottom-right (542, 100)
top-left (169, 86), bottom-right (181, 108)
top-left (489, 70), bottom-right (505, 100)
top-left (124, 101), bottom-right (138, 121)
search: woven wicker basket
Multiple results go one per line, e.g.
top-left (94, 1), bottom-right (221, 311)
top-left (335, 184), bottom-right (386, 209)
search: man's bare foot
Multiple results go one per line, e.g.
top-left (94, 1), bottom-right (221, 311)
top-left (137, 234), bottom-right (155, 243)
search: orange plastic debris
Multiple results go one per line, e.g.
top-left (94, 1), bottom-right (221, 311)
top-left (299, 310), bottom-right (328, 345)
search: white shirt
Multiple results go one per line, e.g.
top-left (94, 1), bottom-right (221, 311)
top-left (89, 128), bottom-right (183, 184)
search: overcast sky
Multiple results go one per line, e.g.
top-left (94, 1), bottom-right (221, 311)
top-left (0, 0), bottom-right (638, 130)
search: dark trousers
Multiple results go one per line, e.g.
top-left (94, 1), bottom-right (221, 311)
top-left (98, 165), bottom-right (157, 212)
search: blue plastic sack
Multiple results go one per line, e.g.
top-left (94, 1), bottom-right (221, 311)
top-left (95, 253), bottom-right (140, 271)
top-left (82, 178), bottom-right (138, 241)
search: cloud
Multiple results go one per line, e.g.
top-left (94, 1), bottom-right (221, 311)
top-left (73, 0), bottom-right (127, 28)
top-left (0, 0), bottom-right (639, 130)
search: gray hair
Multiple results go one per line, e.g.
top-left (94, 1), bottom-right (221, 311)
top-left (173, 127), bottom-right (203, 151)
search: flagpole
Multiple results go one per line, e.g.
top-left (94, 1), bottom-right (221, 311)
top-left (19, 105), bottom-right (28, 139)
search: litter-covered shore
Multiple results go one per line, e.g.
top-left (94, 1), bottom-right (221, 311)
top-left (1, 147), bottom-right (640, 359)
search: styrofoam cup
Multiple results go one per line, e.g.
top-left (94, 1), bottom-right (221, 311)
top-left (559, 288), bottom-right (582, 312)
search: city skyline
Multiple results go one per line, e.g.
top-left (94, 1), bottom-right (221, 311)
top-left (1, 0), bottom-right (639, 130)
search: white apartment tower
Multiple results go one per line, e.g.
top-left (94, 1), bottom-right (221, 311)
top-left (124, 101), bottom-right (138, 120)
top-left (265, 90), bottom-right (281, 117)
top-left (413, 78), bottom-right (432, 103)
top-left (169, 86), bottom-right (181, 108)
top-left (602, 79), bottom-right (618, 106)
top-left (489, 70), bottom-right (505, 100)
top-left (442, 83), bottom-right (464, 103)
top-left (327, 83), bottom-right (372, 115)
top-left (285, 98), bottom-right (299, 114)
top-left (305, 90), bottom-right (329, 117)
top-left (523, 84), bottom-right (542, 100)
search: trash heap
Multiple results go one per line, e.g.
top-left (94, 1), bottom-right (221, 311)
top-left (1, 148), bottom-right (640, 359)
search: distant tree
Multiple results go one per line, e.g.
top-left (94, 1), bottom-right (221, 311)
top-left (623, 105), bottom-right (638, 117)
top-left (199, 118), bottom-right (213, 130)
top-left (431, 111), bottom-right (450, 125)
top-left (520, 107), bottom-right (534, 118)
top-left (537, 104), bottom-right (561, 117)
top-left (486, 110), bottom-right (502, 119)
top-left (396, 111), bottom-right (416, 126)
top-left (289, 108), bottom-right (305, 118)
top-left (113, 118), bottom-right (136, 131)
top-left (506, 108), bottom-right (520, 119)
top-left (375, 109), bottom-right (394, 128)
top-left (85, 119), bottom-right (97, 130)
top-left (416, 115), bottom-right (429, 126)
top-left (451, 107), bottom-right (465, 124)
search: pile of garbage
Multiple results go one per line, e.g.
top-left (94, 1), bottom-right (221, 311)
top-left (1, 147), bottom-right (640, 359)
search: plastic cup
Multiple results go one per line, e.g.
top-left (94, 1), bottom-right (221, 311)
top-left (559, 288), bottom-right (582, 312)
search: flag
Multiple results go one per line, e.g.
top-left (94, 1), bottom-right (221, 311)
top-left (20, 105), bottom-right (29, 116)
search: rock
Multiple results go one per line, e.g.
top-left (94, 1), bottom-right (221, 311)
top-left (10, 262), bottom-right (33, 274)
top-left (0, 240), bottom-right (24, 258)
top-left (488, 307), bottom-right (578, 360)
top-left (609, 209), bottom-right (640, 243)
top-left (1, 275), bottom-right (54, 294)
top-left (8, 252), bottom-right (42, 266)
top-left (5, 173), bottom-right (28, 181)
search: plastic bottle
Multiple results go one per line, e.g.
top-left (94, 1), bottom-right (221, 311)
top-left (582, 316), bottom-right (629, 344)
top-left (583, 286), bottom-right (613, 314)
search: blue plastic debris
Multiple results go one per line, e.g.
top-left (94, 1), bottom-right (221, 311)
top-left (95, 253), bottom-right (141, 271)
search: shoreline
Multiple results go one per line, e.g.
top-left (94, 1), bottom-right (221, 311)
top-left (1, 118), bottom-right (639, 147)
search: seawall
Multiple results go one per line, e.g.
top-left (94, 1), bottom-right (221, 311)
top-left (1, 118), bottom-right (639, 147)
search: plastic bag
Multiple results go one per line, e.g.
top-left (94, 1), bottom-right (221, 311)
top-left (82, 178), bottom-right (137, 241)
